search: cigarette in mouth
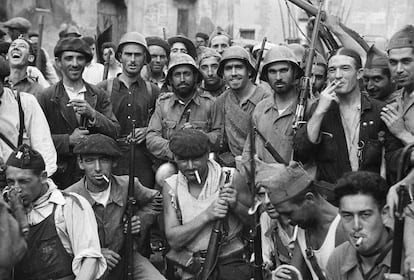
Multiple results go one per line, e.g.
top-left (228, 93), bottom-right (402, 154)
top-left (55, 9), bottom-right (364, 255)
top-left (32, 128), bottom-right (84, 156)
top-left (194, 170), bottom-right (201, 184)
top-left (356, 237), bottom-right (363, 247)
top-left (102, 175), bottom-right (110, 183)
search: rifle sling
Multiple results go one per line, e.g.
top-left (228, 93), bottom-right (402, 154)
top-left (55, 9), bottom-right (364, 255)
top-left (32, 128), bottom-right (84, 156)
top-left (304, 230), bottom-right (327, 280)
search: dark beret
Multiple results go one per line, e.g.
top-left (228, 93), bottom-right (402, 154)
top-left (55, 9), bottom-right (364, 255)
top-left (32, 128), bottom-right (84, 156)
top-left (196, 32), bottom-right (209, 41)
top-left (146, 36), bottom-right (170, 56)
top-left (0, 55), bottom-right (10, 80)
top-left (6, 144), bottom-right (45, 171)
top-left (168, 35), bottom-right (197, 60)
top-left (73, 134), bottom-right (122, 158)
top-left (54, 37), bottom-right (93, 63)
top-left (169, 129), bottom-right (209, 158)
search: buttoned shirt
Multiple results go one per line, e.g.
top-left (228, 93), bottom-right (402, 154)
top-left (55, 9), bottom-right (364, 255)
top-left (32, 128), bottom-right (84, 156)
top-left (28, 179), bottom-right (106, 277)
top-left (326, 241), bottom-right (391, 280)
top-left (0, 87), bottom-right (57, 176)
top-left (146, 90), bottom-right (222, 161)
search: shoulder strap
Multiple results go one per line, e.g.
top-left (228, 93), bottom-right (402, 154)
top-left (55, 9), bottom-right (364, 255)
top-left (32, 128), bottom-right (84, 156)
top-left (16, 92), bottom-right (25, 146)
top-left (304, 230), bottom-right (327, 280)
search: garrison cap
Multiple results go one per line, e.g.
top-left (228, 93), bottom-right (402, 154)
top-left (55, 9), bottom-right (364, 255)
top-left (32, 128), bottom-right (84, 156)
top-left (168, 35), bottom-right (197, 60)
top-left (169, 129), bottom-right (209, 158)
top-left (3, 17), bottom-right (31, 32)
top-left (54, 37), bottom-right (93, 63)
top-left (198, 47), bottom-right (221, 65)
top-left (146, 36), bottom-right (170, 56)
top-left (73, 134), bottom-right (122, 157)
top-left (365, 45), bottom-right (388, 69)
top-left (255, 159), bottom-right (314, 206)
top-left (387, 25), bottom-right (414, 51)
top-left (0, 55), bottom-right (10, 80)
top-left (6, 144), bottom-right (45, 171)
top-left (196, 32), bottom-right (209, 41)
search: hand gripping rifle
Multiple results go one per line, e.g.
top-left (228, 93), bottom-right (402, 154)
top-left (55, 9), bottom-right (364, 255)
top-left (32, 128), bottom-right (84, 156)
top-left (292, 1), bottom-right (323, 132)
top-left (251, 37), bottom-right (267, 84)
top-left (123, 119), bottom-right (138, 280)
top-left (199, 171), bottom-right (231, 280)
top-left (390, 143), bottom-right (414, 273)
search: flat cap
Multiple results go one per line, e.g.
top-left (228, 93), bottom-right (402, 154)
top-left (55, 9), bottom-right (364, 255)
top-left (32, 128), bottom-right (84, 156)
top-left (3, 17), bottom-right (31, 31)
top-left (168, 35), bottom-right (197, 60)
top-left (365, 45), bottom-right (388, 69)
top-left (169, 129), bottom-right (209, 158)
top-left (73, 134), bottom-right (122, 157)
top-left (0, 55), bottom-right (10, 80)
top-left (146, 36), bottom-right (170, 56)
top-left (6, 144), bottom-right (45, 171)
top-left (196, 32), bottom-right (209, 41)
top-left (54, 37), bottom-right (93, 63)
top-left (387, 25), bottom-right (414, 51)
top-left (198, 47), bottom-right (221, 65)
top-left (256, 159), bottom-right (314, 206)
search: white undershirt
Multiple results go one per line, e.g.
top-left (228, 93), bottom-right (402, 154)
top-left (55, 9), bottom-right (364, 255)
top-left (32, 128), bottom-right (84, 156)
top-left (87, 182), bottom-right (111, 207)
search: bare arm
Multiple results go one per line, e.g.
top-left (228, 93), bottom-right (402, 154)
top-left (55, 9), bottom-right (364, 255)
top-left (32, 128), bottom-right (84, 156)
top-left (75, 258), bottom-right (98, 280)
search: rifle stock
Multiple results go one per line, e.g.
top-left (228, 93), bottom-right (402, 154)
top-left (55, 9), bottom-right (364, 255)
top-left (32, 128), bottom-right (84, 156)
top-left (199, 171), bottom-right (231, 280)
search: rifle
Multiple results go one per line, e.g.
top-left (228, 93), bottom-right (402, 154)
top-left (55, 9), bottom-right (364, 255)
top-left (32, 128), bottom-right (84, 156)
top-left (162, 27), bottom-right (167, 41)
top-left (34, 8), bottom-right (49, 70)
top-left (123, 119), bottom-right (138, 280)
top-left (292, 1), bottom-right (323, 131)
top-left (251, 37), bottom-right (267, 84)
top-left (390, 143), bottom-right (414, 273)
top-left (199, 170), bottom-right (231, 280)
top-left (254, 128), bottom-right (288, 166)
top-left (102, 50), bottom-right (111, 81)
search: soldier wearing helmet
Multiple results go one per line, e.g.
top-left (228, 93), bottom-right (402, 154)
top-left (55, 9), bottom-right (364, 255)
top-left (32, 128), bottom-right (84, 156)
top-left (146, 53), bottom-right (222, 186)
top-left (215, 46), bottom-right (271, 166)
top-left (97, 32), bottom-right (160, 189)
top-left (242, 45), bottom-right (303, 164)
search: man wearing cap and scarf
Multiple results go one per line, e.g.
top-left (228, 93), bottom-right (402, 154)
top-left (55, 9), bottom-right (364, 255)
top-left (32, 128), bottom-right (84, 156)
top-left (37, 37), bottom-right (120, 189)
top-left (215, 46), bottom-right (271, 166)
top-left (168, 35), bottom-right (198, 60)
top-left (162, 129), bottom-right (252, 280)
top-left (66, 134), bottom-right (165, 280)
top-left (255, 159), bottom-right (347, 280)
top-left (198, 47), bottom-right (227, 97)
top-left (146, 52), bottom-right (221, 183)
top-left (241, 45), bottom-right (303, 165)
top-left (0, 55), bottom-right (57, 183)
top-left (97, 32), bottom-right (159, 189)
top-left (195, 32), bottom-right (209, 57)
top-left (363, 45), bottom-right (397, 104)
top-left (141, 36), bottom-right (170, 90)
top-left (5, 143), bottom-right (106, 280)
top-left (380, 25), bottom-right (414, 145)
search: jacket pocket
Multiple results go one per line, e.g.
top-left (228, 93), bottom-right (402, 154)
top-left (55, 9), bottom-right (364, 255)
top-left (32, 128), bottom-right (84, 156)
top-left (162, 120), bottom-right (177, 139)
top-left (316, 132), bottom-right (337, 163)
top-left (361, 139), bottom-right (382, 167)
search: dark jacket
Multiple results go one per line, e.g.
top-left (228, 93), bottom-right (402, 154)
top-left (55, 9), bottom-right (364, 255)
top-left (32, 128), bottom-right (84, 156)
top-left (37, 80), bottom-right (120, 188)
top-left (293, 93), bottom-right (403, 184)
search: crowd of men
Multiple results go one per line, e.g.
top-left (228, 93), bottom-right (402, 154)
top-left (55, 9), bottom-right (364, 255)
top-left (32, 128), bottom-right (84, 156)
top-left (1, 10), bottom-right (414, 280)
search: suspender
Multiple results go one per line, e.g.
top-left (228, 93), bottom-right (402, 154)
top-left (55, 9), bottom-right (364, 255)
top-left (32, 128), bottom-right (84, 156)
top-left (16, 92), bottom-right (26, 146)
top-left (304, 230), bottom-right (327, 280)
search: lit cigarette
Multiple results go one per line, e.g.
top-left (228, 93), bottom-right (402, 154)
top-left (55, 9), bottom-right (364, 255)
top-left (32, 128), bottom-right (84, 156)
top-left (194, 170), bottom-right (201, 184)
top-left (356, 237), bottom-right (363, 247)
top-left (102, 175), bottom-right (110, 183)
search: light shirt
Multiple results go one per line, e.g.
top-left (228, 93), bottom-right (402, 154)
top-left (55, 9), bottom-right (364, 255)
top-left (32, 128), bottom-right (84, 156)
top-left (27, 179), bottom-right (106, 277)
top-left (340, 105), bottom-right (361, 171)
top-left (87, 183), bottom-right (111, 207)
top-left (64, 84), bottom-right (86, 101)
top-left (0, 88), bottom-right (57, 176)
top-left (82, 62), bottom-right (105, 85)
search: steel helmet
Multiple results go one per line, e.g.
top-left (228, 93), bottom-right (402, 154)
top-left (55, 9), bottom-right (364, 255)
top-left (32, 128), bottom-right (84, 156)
top-left (166, 53), bottom-right (203, 85)
top-left (217, 45), bottom-right (256, 78)
top-left (116, 32), bottom-right (151, 63)
top-left (260, 45), bottom-right (303, 81)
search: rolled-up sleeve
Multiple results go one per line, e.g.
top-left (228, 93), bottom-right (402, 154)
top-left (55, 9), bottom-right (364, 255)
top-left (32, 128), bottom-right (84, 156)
top-left (55, 193), bottom-right (107, 278)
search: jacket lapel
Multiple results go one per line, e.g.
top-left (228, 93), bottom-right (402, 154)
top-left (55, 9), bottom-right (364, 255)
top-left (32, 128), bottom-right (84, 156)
top-left (52, 82), bottom-right (78, 129)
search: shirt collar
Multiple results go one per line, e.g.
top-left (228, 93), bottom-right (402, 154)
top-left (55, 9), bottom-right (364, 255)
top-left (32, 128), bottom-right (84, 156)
top-left (32, 179), bottom-right (66, 209)
top-left (82, 176), bottom-right (124, 207)
top-left (171, 90), bottom-right (200, 106)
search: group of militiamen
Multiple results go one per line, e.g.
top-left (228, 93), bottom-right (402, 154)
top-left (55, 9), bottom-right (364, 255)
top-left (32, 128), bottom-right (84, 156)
top-left (3, 2), bottom-right (414, 279)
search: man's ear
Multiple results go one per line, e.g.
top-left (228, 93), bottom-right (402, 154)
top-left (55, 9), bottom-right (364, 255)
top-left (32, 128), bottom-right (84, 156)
top-left (77, 156), bottom-right (85, 171)
top-left (305, 192), bottom-right (316, 202)
top-left (356, 68), bottom-right (364, 80)
top-left (40, 170), bottom-right (48, 183)
top-left (381, 204), bottom-right (392, 225)
top-left (28, 54), bottom-right (35, 63)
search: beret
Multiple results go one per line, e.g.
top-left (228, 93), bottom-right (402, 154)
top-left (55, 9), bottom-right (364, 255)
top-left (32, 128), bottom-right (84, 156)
top-left (6, 144), bottom-right (45, 171)
top-left (54, 37), bottom-right (93, 63)
top-left (73, 134), bottom-right (122, 158)
top-left (197, 47), bottom-right (221, 65)
top-left (255, 159), bottom-right (315, 206)
top-left (3, 17), bottom-right (31, 31)
top-left (196, 32), bottom-right (209, 41)
top-left (169, 129), bottom-right (209, 158)
top-left (387, 25), bottom-right (414, 51)
top-left (365, 45), bottom-right (388, 69)
top-left (146, 36), bottom-right (170, 56)
top-left (0, 55), bottom-right (10, 80)
top-left (168, 35), bottom-right (197, 60)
